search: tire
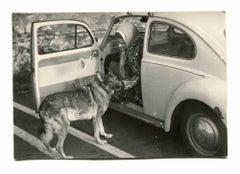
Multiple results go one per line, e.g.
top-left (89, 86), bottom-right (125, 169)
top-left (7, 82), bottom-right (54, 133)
top-left (181, 105), bottom-right (227, 157)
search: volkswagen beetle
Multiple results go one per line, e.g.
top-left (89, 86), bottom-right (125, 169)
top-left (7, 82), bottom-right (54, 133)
top-left (31, 12), bottom-right (226, 157)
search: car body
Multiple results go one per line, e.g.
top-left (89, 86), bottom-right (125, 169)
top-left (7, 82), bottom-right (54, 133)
top-left (31, 12), bottom-right (226, 157)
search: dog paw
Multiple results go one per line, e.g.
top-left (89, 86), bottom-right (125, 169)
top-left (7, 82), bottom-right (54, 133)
top-left (48, 147), bottom-right (56, 152)
top-left (98, 139), bottom-right (107, 145)
top-left (101, 132), bottom-right (113, 138)
top-left (65, 155), bottom-right (74, 159)
top-left (105, 133), bottom-right (113, 139)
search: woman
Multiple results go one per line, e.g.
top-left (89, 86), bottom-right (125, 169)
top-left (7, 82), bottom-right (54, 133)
top-left (111, 21), bottom-right (143, 104)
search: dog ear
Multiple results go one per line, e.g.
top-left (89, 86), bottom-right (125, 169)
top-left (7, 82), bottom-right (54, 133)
top-left (96, 71), bottom-right (104, 83)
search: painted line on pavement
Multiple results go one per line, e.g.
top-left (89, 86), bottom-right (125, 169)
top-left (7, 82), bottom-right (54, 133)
top-left (14, 102), bottom-right (135, 158)
top-left (14, 125), bottom-right (62, 158)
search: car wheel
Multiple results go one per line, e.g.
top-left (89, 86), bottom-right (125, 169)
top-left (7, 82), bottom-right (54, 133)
top-left (181, 106), bottom-right (227, 157)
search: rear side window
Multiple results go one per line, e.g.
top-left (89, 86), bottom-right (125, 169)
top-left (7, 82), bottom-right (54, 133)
top-left (148, 22), bottom-right (195, 59)
top-left (37, 24), bottom-right (93, 54)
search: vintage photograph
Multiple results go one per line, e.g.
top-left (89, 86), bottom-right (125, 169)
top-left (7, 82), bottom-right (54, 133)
top-left (13, 12), bottom-right (227, 160)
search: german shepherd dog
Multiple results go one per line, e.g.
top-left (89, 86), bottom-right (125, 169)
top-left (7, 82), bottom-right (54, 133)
top-left (39, 70), bottom-right (120, 158)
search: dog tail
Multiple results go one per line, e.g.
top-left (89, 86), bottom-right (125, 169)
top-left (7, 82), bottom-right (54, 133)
top-left (38, 108), bottom-right (47, 139)
top-left (38, 124), bottom-right (47, 143)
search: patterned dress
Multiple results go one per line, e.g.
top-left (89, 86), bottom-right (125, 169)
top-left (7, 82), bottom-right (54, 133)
top-left (112, 37), bottom-right (143, 102)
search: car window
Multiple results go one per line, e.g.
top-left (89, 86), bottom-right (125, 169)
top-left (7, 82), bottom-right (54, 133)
top-left (76, 25), bottom-right (93, 48)
top-left (37, 24), bottom-right (93, 54)
top-left (148, 22), bottom-right (195, 59)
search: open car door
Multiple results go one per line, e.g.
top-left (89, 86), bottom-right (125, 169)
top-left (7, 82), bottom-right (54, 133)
top-left (31, 20), bottom-right (99, 112)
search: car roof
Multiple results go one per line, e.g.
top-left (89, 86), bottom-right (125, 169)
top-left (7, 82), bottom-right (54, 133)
top-left (121, 12), bottom-right (226, 61)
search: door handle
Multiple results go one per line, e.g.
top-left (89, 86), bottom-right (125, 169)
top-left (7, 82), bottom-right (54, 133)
top-left (79, 58), bottom-right (86, 69)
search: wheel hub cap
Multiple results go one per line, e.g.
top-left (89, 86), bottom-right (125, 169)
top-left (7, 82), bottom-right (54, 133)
top-left (190, 115), bottom-right (220, 154)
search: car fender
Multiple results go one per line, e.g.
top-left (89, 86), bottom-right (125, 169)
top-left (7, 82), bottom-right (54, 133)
top-left (164, 77), bottom-right (226, 132)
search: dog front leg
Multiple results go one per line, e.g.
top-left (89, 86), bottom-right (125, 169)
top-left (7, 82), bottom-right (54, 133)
top-left (99, 118), bottom-right (113, 139)
top-left (93, 117), bottom-right (107, 144)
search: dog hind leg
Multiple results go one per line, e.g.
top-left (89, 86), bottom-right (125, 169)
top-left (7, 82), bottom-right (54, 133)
top-left (40, 123), bottom-right (56, 152)
top-left (55, 112), bottom-right (73, 159)
top-left (55, 125), bottom-right (73, 159)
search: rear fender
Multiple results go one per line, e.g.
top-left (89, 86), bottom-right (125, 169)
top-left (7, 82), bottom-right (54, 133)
top-left (164, 77), bottom-right (226, 132)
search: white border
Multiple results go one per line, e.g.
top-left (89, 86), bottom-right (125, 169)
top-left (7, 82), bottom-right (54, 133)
top-left (1, 0), bottom-right (240, 174)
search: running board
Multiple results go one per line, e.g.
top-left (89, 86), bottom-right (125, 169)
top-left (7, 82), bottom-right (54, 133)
top-left (109, 102), bottom-right (165, 129)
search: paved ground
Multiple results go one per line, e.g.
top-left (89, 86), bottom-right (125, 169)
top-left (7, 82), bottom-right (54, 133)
top-left (13, 90), bottom-right (190, 160)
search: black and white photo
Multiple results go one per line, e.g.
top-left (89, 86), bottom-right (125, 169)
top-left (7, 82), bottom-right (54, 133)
top-left (13, 12), bottom-right (227, 160)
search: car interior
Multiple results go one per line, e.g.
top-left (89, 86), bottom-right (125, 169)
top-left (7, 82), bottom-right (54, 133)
top-left (148, 23), bottom-right (195, 59)
top-left (103, 16), bottom-right (147, 106)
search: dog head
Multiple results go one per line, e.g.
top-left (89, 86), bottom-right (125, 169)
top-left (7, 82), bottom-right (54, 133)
top-left (96, 69), bottom-right (122, 92)
top-left (106, 68), bottom-right (123, 91)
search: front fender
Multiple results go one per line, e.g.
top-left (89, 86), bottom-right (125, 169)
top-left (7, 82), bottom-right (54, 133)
top-left (164, 77), bottom-right (226, 132)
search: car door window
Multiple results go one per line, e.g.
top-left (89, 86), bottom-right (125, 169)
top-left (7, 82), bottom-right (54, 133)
top-left (148, 22), bottom-right (195, 59)
top-left (37, 24), bottom-right (93, 54)
top-left (76, 25), bottom-right (93, 48)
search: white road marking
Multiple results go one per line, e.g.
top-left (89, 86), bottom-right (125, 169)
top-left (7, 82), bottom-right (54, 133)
top-left (14, 125), bottom-right (62, 158)
top-left (14, 102), bottom-right (135, 158)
